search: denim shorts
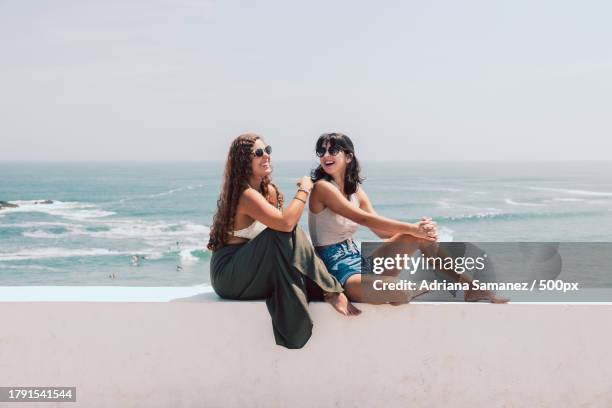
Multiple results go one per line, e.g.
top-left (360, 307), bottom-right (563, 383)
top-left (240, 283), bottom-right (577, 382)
top-left (315, 239), bottom-right (371, 286)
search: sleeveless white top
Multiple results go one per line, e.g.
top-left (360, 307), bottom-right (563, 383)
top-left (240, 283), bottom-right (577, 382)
top-left (308, 181), bottom-right (360, 247)
top-left (231, 220), bottom-right (267, 240)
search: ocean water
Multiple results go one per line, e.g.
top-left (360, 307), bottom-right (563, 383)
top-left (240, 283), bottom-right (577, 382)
top-left (1, 161), bottom-right (612, 286)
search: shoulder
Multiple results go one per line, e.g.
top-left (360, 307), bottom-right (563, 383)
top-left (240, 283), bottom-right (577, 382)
top-left (241, 187), bottom-right (258, 198)
top-left (312, 180), bottom-right (339, 200)
top-left (239, 187), bottom-right (262, 204)
top-left (313, 179), bottom-right (333, 192)
top-left (310, 180), bottom-right (334, 208)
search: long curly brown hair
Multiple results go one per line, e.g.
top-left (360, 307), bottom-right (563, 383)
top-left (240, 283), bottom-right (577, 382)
top-left (207, 133), bottom-right (283, 251)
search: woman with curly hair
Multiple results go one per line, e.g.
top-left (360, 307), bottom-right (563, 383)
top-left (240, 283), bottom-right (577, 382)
top-left (208, 133), bottom-right (360, 349)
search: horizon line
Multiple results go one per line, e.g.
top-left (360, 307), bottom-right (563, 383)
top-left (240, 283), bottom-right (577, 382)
top-left (2, 159), bottom-right (612, 164)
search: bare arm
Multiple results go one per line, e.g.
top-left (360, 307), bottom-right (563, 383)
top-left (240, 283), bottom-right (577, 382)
top-left (240, 179), bottom-right (311, 232)
top-left (312, 181), bottom-right (435, 241)
top-left (354, 188), bottom-right (392, 239)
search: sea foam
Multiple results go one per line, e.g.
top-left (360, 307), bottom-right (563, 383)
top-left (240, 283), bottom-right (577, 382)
top-left (527, 187), bottom-right (612, 197)
top-left (3, 200), bottom-right (115, 220)
top-left (0, 247), bottom-right (125, 261)
top-left (504, 198), bottom-right (546, 207)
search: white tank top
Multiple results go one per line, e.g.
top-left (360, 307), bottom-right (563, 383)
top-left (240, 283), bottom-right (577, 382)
top-left (308, 181), bottom-right (360, 247)
top-left (231, 220), bottom-right (267, 240)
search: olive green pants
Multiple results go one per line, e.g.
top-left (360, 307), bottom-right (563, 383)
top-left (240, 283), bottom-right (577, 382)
top-left (210, 227), bottom-right (344, 349)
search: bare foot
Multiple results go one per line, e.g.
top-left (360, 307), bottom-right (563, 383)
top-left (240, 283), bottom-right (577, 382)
top-left (390, 288), bottom-right (430, 306)
top-left (464, 289), bottom-right (509, 304)
top-left (324, 292), bottom-right (362, 316)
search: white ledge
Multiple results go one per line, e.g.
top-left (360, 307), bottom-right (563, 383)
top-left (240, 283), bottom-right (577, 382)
top-left (1, 285), bottom-right (612, 304)
top-left (0, 298), bottom-right (611, 406)
top-left (0, 285), bottom-right (214, 302)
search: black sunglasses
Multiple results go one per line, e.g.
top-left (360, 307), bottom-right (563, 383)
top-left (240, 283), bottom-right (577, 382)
top-left (252, 145), bottom-right (272, 157)
top-left (316, 145), bottom-right (342, 158)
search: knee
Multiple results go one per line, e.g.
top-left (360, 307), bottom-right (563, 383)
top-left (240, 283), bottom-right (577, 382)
top-left (394, 233), bottom-right (438, 251)
top-left (395, 233), bottom-right (414, 241)
top-left (210, 278), bottom-right (233, 299)
top-left (393, 233), bottom-right (423, 244)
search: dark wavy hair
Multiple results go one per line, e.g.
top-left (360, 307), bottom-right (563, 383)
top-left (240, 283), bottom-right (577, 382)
top-left (207, 133), bottom-right (283, 251)
top-left (311, 132), bottom-right (364, 196)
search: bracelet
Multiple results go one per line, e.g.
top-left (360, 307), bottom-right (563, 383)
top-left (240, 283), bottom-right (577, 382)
top-left (297, 188), bottom-right (311, 195)
top-left (293, 196), bottom-right (307, 204)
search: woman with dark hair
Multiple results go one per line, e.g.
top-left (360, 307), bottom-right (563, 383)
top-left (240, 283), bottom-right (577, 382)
top-left (208, 133), bottom-right (360, 349)
top-left (308, 132), bottom-right (508, 304)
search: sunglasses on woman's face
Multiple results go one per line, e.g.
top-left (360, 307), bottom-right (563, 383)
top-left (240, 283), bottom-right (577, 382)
top-left (316, 145), bottom-right (342, 158)
top-left (252, 145), bottom-right (272, 157)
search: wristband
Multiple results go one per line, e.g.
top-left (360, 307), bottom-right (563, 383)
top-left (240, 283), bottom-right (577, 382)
top-left (293, 196), bottom-right (307, 204)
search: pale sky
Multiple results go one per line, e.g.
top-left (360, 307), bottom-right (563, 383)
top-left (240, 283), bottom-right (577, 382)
top-left (1, 0), bottom-right (611, 161)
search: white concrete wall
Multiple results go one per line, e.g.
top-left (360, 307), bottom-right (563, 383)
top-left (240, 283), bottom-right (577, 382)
top-left (1, 293), bottom-right (611, 407)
